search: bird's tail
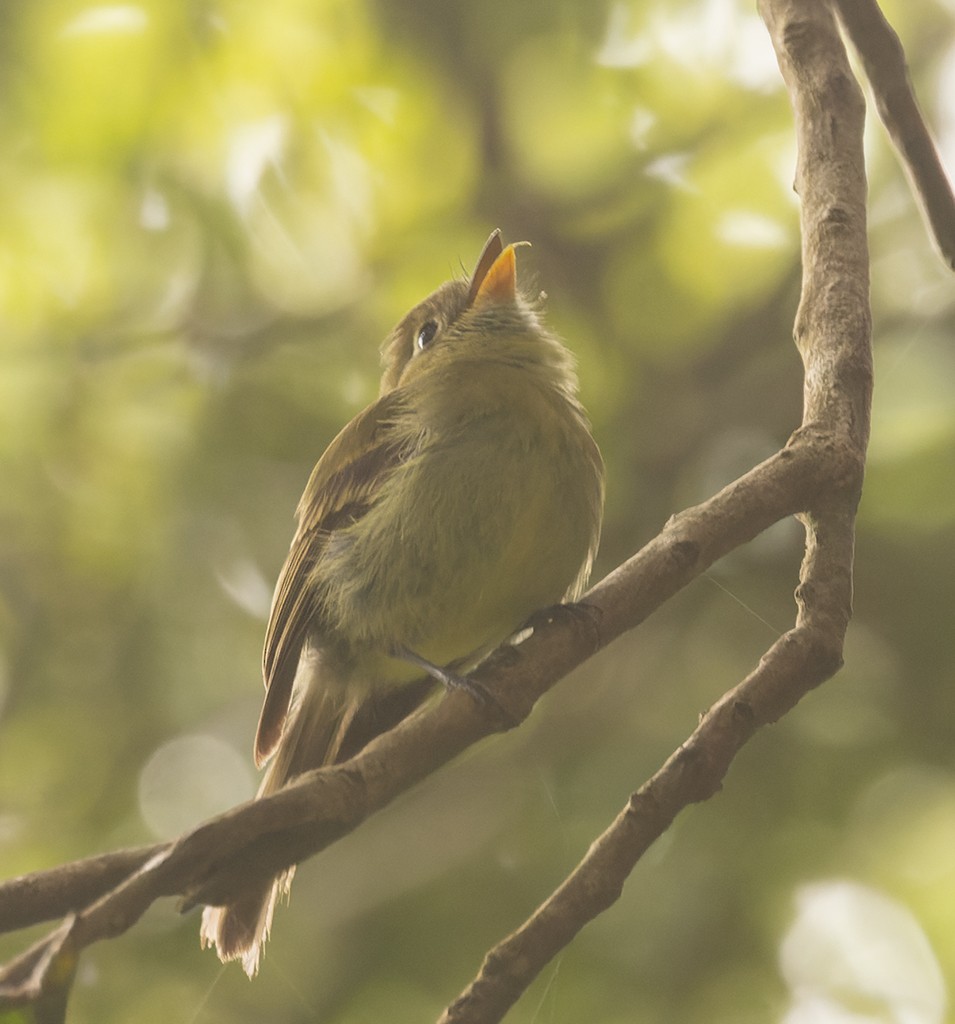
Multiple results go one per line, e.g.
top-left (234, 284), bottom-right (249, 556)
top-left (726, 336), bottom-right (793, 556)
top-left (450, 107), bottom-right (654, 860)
top-left (200, 671), bottom-right (434, 977)
top-left (198, 743), bottom-right (294, 979)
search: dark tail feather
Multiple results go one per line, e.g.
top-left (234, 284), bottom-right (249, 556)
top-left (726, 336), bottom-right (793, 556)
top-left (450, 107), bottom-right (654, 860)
top-left (201, 674), bottom-right (434, 976)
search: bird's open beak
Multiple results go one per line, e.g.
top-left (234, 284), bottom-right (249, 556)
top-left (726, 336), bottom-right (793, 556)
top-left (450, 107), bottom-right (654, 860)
top-left (468, 229), bottom-right (527, 308)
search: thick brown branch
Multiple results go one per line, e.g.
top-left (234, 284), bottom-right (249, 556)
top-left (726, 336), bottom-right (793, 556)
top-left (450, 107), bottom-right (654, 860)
top-left (1, 428), bottom-right (844, 1005)
top-left (832, 0), bottom-right (955, 269)
top-left (439, 0), bottom-right (871, 1020)
top-left (0, 2), bottom-right (878, 1017)
top-left (0, 846), bottom-right (163, 934)
top-left (439, 623), bottom-right (841, 1024)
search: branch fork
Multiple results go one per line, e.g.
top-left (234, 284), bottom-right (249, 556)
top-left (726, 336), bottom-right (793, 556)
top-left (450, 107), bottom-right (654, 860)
top-left (3, 0), bottom-right (954, 1020)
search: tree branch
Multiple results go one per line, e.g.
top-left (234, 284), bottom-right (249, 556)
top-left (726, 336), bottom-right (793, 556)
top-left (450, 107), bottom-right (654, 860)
top-left (0, 846), bottom-right (162, 934)
top-left (5, 1), bottom-right (922, 1020)
top-left (0, 430), bottom-right (848, 1009)
top-left (831, 0), bottom-right (955, 270)
top-left (438, 0), bottom-right (872, 1019)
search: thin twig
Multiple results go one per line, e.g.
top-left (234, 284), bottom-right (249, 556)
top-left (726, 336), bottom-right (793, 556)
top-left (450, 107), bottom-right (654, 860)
top-left (832, 0), bottom-right (955, 269)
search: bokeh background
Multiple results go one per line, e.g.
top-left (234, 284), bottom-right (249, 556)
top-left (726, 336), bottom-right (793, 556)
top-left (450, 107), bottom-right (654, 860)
top-left (2, 0), bottom-right (955, 1021)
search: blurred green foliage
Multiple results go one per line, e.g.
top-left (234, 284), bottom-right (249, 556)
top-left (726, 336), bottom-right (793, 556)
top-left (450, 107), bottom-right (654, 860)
top-left (1, 0), bottom-right (954, 1021)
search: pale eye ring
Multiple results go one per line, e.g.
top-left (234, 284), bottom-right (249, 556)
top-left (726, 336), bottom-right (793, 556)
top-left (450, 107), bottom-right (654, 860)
top-left (415, 320), bottom-right (439, 351)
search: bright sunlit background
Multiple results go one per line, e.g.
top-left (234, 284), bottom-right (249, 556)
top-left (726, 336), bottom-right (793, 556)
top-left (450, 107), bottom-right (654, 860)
top-left (1, 0), bottom-right (955, 1021)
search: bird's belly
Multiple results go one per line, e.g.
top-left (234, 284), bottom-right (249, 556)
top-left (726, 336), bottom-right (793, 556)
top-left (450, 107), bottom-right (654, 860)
top-left (314, 422), bottom-right (595, 672)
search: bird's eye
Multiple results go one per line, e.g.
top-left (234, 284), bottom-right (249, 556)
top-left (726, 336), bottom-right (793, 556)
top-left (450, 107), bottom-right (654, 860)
top-left (415, 320), bottom-right (439, 351)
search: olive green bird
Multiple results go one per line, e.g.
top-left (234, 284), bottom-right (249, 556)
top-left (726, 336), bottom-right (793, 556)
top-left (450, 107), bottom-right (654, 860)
top-left (200, 230), bottom-right (605, 976)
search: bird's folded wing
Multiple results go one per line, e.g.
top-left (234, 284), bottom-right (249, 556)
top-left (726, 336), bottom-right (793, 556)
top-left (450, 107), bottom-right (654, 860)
top-left (255, 390), bottom-right (412, 765)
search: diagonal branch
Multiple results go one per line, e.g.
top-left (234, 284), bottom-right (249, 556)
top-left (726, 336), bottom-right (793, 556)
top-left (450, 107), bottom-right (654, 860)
top-left (438, 0), bottom-right (872, 1020)
top-left (0, 846), bottom-right (162, 935)
top-left (831, 0), bottom-right (955, 270)
top-left (0, 431), bottom-right (846, 1009)
top-left (15, 2), bottom-right (945, 1020)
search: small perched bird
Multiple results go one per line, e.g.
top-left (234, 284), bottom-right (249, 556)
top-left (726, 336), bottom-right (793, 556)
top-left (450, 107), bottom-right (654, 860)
top-left (200, 230), bottom-right (605, 976)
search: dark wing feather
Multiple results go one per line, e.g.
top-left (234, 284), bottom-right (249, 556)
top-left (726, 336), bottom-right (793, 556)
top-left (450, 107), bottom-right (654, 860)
top-left (254, 390), bottom-right (410, 765)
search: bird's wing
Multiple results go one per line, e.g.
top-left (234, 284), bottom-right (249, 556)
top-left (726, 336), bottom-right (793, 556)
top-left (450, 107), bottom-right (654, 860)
top-left (254, 390), bottom-right (411, 765)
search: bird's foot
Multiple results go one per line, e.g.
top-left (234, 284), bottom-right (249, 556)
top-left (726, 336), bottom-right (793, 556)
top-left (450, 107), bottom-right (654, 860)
top-left (391, 645), bottom-right (491, 705)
